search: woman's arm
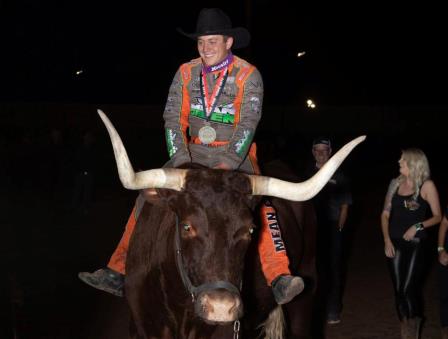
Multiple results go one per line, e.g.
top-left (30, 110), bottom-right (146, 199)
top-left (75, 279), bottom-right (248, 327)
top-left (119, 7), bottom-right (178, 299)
top-left (420, 180), bottom-right (442, 227)
top-left (381, 180), bottom-right (396, 257)
top-left (381, 209), bottom-right (395, 257)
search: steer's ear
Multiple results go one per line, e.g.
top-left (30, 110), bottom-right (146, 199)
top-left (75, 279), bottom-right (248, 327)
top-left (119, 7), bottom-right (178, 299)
top-left (248, 195), bottom-right (262, 210)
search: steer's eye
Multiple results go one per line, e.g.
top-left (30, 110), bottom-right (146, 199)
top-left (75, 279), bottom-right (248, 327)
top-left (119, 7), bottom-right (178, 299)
top-left (180, 222), bottom-right (197, 238)
top-left (249, 225), bottom-right (257, 235)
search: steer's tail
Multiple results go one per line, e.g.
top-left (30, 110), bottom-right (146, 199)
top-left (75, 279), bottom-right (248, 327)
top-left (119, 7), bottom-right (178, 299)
top-left (259, 305), bottom-right (285, 339)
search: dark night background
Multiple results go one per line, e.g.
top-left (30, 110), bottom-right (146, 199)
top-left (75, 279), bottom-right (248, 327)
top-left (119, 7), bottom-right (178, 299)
top-left (1, 1), bottom-right (447, 338)
top-left (0, 1), bottom-right (446, 105)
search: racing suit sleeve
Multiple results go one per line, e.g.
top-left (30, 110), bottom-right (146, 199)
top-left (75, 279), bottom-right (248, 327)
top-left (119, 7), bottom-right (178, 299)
top-left (163, 67), bottom-right (192, 168)
top-left (217, 67), bottom-right (263, 169)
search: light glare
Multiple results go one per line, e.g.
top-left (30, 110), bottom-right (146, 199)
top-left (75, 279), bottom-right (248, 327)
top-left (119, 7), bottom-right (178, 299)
top-left (306, 99), bottom-right (316, 109)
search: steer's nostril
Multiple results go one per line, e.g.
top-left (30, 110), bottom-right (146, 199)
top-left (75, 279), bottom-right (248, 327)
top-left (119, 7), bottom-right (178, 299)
top-left (201, 294), bottom-right (214, 313)
top-left (230, 297), bottom-right (241, 312)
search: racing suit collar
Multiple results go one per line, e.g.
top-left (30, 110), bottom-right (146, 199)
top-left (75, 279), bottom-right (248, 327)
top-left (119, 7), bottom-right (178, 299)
top-left (202, 52), bottom-right (234, 74)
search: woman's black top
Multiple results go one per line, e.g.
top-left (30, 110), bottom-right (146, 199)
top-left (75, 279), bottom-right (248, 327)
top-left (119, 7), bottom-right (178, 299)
top-left (389, 189), bottom-right (429, 240)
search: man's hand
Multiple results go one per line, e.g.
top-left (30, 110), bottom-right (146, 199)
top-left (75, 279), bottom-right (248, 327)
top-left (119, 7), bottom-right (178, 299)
top-left (213, 162), bottom-right (231, 170)
top-left (141, 188), bottom-right (158, 202)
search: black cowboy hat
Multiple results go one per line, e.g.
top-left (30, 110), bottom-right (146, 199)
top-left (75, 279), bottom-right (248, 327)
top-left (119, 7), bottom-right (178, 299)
top-left (177, 8), bottom-right (250, 49)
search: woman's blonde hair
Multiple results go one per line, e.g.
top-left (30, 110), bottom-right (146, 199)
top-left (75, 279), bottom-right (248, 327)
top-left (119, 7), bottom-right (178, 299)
top-left (396, 148), bottom-right (431, 199)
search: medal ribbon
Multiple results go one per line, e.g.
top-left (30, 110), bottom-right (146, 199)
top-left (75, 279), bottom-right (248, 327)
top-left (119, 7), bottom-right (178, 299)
top-left (202, 52), bottom-right (233, 74)
top-left (200, 67), bottom-right (229, 119)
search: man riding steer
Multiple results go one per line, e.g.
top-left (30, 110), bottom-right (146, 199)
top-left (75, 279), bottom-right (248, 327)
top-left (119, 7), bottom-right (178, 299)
top-left (79, 8), bottom-right (304, 305)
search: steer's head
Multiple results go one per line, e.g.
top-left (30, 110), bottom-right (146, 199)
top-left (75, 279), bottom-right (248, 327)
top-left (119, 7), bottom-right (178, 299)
top-left (160, 168), bottom-right (257, 323)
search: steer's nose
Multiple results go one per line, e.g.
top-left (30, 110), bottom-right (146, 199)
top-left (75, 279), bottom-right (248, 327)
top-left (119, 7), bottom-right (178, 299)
top-left (196, 289), bottom-right (243, 324)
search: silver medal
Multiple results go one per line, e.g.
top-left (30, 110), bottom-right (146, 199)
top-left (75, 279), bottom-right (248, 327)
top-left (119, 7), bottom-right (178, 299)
top-left (198, 125), bottom-right (217, 144)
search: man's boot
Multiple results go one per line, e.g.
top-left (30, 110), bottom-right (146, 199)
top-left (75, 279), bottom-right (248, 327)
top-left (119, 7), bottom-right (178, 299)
top-left (271, 275), bottom-right (305, 305)
top-left (78, 268), bottom-right (124, 297)
top-left (414, 317), bottom-right (422, 339)
top-left (406, 318), bottom-right (422, 339)
top-left (400, 319), bottom-right (409, 339)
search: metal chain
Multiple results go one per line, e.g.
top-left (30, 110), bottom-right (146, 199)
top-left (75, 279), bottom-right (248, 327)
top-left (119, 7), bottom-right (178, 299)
top-left (233, 320), bottom-right (240, 339)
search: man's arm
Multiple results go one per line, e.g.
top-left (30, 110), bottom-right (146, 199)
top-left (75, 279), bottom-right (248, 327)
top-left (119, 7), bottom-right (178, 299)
top-left (338, 204), bottom-right (349, 230)
top-left (438, 213), bottom-right (448, 266)
top-left (163, 67), bottom-right (192, 167)
top-left (216, 68), bottom-right (263, 169)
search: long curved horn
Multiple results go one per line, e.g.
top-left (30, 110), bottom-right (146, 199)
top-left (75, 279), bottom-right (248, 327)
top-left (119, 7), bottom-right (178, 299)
top-left (97, 109), bottom-right (186, 191)
top-left (249, 136), bottom-right (366, 201)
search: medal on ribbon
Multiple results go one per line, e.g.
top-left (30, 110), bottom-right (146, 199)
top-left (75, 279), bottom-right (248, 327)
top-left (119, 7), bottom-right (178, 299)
top-left (198, 123), bottom-right (217, 144)
top-left (198, 65), bottom-right (229, 145)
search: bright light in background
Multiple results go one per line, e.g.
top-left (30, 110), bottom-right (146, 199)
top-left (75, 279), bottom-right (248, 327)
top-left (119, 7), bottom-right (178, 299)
top-left (307, 99), bottom-right (316, 109)
top-left (75, 69), bottom-right (84, 76)
top-left (297, 51), bottom-right (306, 58)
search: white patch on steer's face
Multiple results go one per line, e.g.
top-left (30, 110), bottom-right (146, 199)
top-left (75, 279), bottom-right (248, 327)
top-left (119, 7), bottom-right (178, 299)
top-left (198, 292), bottom-right (241, 323)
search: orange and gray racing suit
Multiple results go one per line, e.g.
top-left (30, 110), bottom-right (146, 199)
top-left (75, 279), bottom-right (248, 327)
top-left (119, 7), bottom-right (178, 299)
top-left (107, 55), bottom-right (291, 285)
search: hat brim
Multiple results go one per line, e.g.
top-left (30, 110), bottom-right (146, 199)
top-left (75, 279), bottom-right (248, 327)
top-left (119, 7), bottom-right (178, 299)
top-left (177, 27), bottom-right (250, 49)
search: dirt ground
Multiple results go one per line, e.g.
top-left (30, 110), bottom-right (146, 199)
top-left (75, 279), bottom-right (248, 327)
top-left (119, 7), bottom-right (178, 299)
top-left (1, 171), bottom-right (445, 339)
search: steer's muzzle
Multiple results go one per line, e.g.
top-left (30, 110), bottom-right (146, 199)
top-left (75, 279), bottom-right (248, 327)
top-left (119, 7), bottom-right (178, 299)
top-left (195, 288), bottom-right (243, 324)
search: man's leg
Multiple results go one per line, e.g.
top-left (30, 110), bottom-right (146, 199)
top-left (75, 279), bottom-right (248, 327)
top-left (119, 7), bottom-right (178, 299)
top-left (106, 206), bottom-right (138, 274)
top-left (258, 199), bottom-right (304, 304)
top-left (327, 221), bottom-right (344, 324)
top-left (78, 206), bottom-right (138, 296)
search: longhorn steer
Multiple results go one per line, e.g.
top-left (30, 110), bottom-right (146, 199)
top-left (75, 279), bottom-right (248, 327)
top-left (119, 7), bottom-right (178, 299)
top-left (97, 110), bottom-right (364, 338)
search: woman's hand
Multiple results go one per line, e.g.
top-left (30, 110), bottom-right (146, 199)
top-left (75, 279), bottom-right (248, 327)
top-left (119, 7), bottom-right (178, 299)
top-left (403, 225), bottom-right (418, 241)
top-left (384, 239), bottom-right (395, 258)
top-left (439, 250), bottom-right (448, 266)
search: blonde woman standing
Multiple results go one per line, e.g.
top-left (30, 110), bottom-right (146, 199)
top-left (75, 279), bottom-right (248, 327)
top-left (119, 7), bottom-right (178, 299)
top-left (381, 148), bottom-right (441, 339)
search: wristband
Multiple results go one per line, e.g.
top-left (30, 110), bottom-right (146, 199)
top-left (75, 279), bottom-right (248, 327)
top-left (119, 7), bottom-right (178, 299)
top-left (438, 246), bottom-right (445, 253)
top-left (414, 222), bottom-right (424, 231)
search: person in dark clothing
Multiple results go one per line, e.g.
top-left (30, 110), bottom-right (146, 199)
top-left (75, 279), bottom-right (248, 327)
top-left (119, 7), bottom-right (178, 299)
top-left (305, 137), bottom-right (352, 327)
top-left (438, 208), bottom-right (448, 338)
top-left (381, 148), bottom-right (441, 339)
